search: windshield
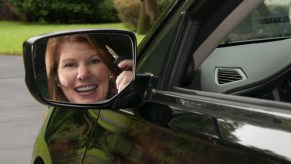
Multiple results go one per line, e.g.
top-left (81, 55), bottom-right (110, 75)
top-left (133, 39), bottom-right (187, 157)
top-left (223, 0), bottom-right (291, 44)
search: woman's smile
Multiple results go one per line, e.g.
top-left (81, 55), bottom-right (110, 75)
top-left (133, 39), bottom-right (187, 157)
top-left (74, 85), bottom-right (98, 93)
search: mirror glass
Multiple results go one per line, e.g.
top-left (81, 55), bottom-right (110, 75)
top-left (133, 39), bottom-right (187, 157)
top-left (33, 33), bottom-right (134, 104)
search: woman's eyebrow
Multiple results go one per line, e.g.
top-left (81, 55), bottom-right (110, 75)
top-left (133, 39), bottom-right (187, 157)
top-left (60, 58), bottom-right (75, 64)
top-left (87, 53), bottom-right (100, 60)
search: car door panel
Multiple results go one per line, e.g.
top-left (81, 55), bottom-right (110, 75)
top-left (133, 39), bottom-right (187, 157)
top-left (82, 102), bottom-right (291, 163)
top-left (147, 90), bottom-right (291, 162)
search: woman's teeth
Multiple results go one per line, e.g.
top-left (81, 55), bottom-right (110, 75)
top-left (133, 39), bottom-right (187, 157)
top-left (75, 85), bottom-right (97, 92)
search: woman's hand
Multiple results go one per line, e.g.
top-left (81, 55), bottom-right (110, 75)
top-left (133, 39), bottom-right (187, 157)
top-left (116, 60), bottom-right (133, 93)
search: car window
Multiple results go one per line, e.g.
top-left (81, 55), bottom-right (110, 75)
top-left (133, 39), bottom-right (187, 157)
top-left (137, 0), bottom-right (179, 76)
top-left (187, 0), bottom-right (291, 104)
top-left (137, 0), bottom-right (177, 44)
top-left (222, 0), bottom-right (291, 44)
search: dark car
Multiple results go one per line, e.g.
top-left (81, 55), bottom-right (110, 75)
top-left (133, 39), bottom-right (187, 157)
top-left (23, 0), bottom-right (291, 163)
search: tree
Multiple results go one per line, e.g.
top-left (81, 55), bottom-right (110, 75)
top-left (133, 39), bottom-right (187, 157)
top-left (6, 0), bottom-right (119, 23)
top-left (0, 0), bottom-right (20, 20)
top-left (137, 0), bottom-right (160, 34)
top-left (114, 0), bottom-right (168, 33)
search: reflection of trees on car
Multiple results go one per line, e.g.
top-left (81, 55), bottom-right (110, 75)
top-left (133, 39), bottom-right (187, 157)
top-left (44, 108), bottom-right (96, 163)
top-left (83, 110), bottom-right (268, 163)
top-left (219, 120), bottom-right (242, 142)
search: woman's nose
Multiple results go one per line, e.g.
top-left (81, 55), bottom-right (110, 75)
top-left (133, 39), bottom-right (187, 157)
top-left (77, 64), bottom-right (91, 80)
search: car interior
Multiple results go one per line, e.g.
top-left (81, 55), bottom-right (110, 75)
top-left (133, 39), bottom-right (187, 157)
top-left (183, 2), bottom-right (291, 103)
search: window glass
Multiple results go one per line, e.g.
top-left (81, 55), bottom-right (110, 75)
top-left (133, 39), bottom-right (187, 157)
top-left (137, 0), bottom-right (177, 44)
top-left (223, 0), bottom-right (291, 44)
top-left (137, 0), bottom-right (178, 76)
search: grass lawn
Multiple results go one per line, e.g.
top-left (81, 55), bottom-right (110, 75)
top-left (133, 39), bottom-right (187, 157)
top-left (0, 21), bottom-right (144, 55)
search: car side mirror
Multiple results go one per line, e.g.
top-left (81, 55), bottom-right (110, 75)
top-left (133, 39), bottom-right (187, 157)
top-left (23, 29), bottom-right (137, 109)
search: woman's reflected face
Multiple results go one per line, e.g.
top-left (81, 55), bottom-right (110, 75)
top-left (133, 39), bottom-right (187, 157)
top-left (57, 42), bottom-right (111, 103)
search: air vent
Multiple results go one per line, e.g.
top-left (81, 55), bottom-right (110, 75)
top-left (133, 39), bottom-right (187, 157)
top-left (215, 68), bottom-right (247, 85)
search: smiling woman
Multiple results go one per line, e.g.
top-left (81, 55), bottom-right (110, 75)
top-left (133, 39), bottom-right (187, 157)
top-left (23, 30), bottom-right (135, 105)
top-left (46, 34), bottom-right (123, 103)
top-left (44, 33), bottom-right (134, 104)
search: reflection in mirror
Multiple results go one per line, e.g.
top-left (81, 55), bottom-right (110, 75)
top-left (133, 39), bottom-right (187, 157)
top-left (34, 33), bottom-right (134, 104)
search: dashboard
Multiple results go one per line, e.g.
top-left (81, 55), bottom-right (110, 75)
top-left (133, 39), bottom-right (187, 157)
top-left (241, 70), bottom-right (291, 103)
top-left (195, 37), bottom-right (291, 103)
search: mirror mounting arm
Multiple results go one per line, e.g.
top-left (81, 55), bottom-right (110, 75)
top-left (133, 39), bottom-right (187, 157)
top-left (111, 73), bottom-right (158, 110)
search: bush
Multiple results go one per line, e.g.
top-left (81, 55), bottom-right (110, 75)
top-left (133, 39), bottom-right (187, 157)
top-left (113, 0), bottom-right (140, 31)
top-left (95, 0), bottom-right (120, 23)
top-left (7, 0), bottom-right (119, 23)
top-left (113, 0), bottom-right (172, 32)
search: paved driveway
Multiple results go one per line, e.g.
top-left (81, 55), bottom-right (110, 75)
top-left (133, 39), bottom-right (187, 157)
top-left (0, 55), bottom-right (45, 163)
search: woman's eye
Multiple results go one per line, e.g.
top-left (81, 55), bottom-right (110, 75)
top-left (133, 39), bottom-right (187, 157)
top-left (89, 59), bottom-right (100, 65)
top-left (64, 63), bottom-right (76, 68)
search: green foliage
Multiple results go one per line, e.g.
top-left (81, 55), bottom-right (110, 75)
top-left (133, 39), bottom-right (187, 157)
top-left (6, 0), bottom-right (119, 23)
top-left (0, 21), bottom-right (144, 55)
top-left (96, 0), bottom-right (120, 23)
top-left (113, 0), bottom-right (140, 31)
top-left (113, 0), bottom-right (173, 32)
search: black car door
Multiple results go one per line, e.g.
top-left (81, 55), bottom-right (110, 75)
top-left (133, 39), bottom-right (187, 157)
top-left (83, 0), bottom-right (291, 163)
